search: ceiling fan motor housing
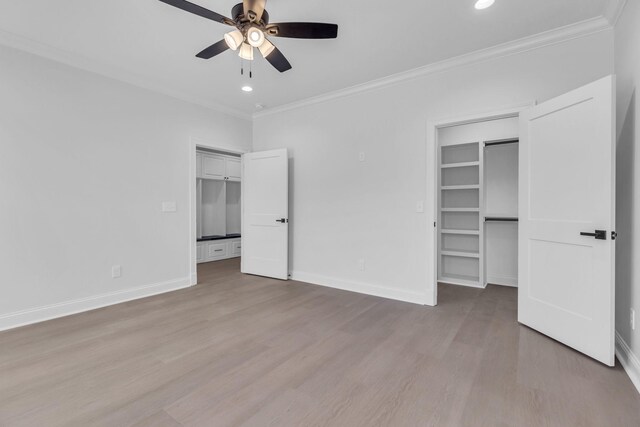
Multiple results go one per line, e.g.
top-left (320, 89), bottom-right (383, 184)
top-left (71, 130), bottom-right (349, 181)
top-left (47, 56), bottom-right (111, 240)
top-left (231, 3), bottom-right (269, 25)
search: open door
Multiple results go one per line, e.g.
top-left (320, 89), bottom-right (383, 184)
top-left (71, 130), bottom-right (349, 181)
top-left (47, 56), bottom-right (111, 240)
top-left (241, 149), bottom-right (289, 280)
top-left (519, 76), bottom-right (616, 366)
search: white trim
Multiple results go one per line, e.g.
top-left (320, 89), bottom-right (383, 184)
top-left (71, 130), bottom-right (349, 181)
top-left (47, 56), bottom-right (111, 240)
top-left (427, 104), bottom-right (531, 306)
top-left (0, 277), bottom-right (191, 332)
top-left (290, 271), bottom-right (431, 306)
top-left (615, 331), bottom-right (640, 395)
top-left (254, 17), bottom-right (610, 119)
top-left (604, 0), bottom-right (628, 26)
top-left (486, 275), bottom-right (518, 288)
top-left (0, 29), bottom-right (251, 121)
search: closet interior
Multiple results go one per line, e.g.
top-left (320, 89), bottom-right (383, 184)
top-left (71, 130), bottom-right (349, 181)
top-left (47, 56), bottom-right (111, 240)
top-left (196, 149), bottom-right (242, 264)
top-left (437, 116), bottom-right (519, 288)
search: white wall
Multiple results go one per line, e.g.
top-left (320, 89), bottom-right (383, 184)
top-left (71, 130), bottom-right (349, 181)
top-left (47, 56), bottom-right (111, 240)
top-left (253, 30), bottom-right (614, 305)
top-left (0, 45), bottom-right (251, 329)
top-left (614, 0), bottom-right (640, 389)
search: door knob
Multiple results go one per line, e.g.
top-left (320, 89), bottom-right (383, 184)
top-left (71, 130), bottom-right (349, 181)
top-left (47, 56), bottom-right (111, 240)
top-left (580, 230), bottom-right (606, 240)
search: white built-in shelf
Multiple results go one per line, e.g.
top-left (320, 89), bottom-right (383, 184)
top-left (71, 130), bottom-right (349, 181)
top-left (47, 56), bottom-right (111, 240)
top-left (441, 229), bottom-right (480, 235)
top-left (441, 161), bottom-right (480, 169)
top-left (441, 185), bottom-right (480, 191)
top-left (440, 140), bottom-right (481, 148)
top-left (441, 250), bottom-right (480, 259)
top-left (441, 208), bottom-right (480, 212)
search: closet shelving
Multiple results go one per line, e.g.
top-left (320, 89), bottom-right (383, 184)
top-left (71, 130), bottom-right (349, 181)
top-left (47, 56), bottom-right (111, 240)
top-left (437, 131), bottom-right (519, 288)
top-left (438, 140), bottom-right (482, 287)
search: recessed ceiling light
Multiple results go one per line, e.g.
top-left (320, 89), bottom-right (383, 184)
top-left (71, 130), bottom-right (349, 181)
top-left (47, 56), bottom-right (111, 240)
top-left (241, 86), bottom-right (253, 92)
top-left (475, 0), bottom-right (495, 10)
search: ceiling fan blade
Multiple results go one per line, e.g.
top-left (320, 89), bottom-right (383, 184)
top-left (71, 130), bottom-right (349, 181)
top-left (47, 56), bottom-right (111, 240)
top-left (196, 40), bottom-right (229, 59)
top-left (158, 0), bottom-right (233, 25)
top-left (243, 0), bottom-right (267, 23)
top-left (264, 45), bottom-right (292, 73)
top-left (265, 22), bottom-right (338, 39)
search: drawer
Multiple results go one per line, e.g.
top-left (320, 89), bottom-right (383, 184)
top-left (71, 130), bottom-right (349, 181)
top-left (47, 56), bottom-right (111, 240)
top-left (230, 240), bottom-right (241, 256)
top-left (207, 243), bottom-right (228, 259)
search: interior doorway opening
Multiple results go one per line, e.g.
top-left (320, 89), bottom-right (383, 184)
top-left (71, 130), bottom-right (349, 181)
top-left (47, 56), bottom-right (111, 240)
top-left (434, 112), bottom-right (521, 302)
top-left (193, 145), bottom-right (243, 284)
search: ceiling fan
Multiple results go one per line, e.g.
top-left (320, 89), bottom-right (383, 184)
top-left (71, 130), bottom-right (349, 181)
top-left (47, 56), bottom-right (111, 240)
top-left (158, 0), bottom-right (339, 73)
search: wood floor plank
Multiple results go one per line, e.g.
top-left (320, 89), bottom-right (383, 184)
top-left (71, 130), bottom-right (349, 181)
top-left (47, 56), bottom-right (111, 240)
top-left (1, 258), bottom-right (639, 426)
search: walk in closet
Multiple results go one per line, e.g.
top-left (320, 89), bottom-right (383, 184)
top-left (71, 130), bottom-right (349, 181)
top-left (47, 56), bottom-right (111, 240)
top-left (196, 149), bottom-right (242, 264)
top-left (437, 117), bottom-right (519, 288)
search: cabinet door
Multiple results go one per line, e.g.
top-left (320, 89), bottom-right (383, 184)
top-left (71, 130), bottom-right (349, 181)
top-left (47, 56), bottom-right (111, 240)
top-left (226, 158), bottom-right (241, 182)
top-left (230, 240), bottom-right (242, 256)
top-left (207, 242), bottom-right (228, 259)
top-left (202, 155), bottom-right (226, 180)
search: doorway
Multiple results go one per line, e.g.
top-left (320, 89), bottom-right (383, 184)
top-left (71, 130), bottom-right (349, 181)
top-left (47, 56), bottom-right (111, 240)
top-left (428, 106), bottom-right (526, 306)
top-left (189, 140), bottom-right (247, 286)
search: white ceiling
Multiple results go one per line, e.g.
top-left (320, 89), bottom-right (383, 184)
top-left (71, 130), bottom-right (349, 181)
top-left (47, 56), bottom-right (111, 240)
top-left (0, 0), bottom-right (613, 117)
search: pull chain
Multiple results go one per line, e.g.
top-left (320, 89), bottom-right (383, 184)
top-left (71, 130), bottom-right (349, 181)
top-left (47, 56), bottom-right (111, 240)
top-left (250, 58), bottom-right (253, 79)
top-left (240, 57), bottom-right (244, 76)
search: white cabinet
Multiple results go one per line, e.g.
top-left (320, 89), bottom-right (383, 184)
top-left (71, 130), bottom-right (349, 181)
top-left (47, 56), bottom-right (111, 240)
top-left (196, 152), bottom-right (242, 181)
top-left (201, 154), bottom-right (226, 180)
top-left (226, 158), bottom-right (241, 182)
top-left (197, 239), bottom-right (241, 264)
top-left (207, 242), bottom-right (228, 260)
top-left (230, 240), bottom-right (241, 256)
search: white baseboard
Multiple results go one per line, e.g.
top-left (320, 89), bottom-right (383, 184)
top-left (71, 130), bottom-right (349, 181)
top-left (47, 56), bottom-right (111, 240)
top-left (486, 275), bottom-right (518, 288)
top-left (616, 331), bottom-right (640, 395)
top-left (290, 271), bottom-right (430, 306)
top-left (0, 277), bottom-right (192, 332)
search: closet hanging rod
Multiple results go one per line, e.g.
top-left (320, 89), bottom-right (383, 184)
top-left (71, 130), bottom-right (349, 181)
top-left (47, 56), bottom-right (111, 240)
top-left (484, 217), bottom-right (519, 222)
top-left (484, 138), bottom-right (519, 147)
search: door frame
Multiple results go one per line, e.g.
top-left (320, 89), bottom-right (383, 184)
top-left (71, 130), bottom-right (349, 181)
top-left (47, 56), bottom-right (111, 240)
top-left (426, 103), bottom-right (533, 306)
top-left (188, 137), bottom-right (249, 286)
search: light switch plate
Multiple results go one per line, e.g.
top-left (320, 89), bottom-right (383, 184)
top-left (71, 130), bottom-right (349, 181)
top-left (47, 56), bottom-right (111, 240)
top-left (359, 152), bottom-right (366, 162)
top-left (416, 201), bottom-right (425, 213)
top-left (162, 202), bottom-right (177, 212)
top-left (112, 265), bottom-right (122, 279)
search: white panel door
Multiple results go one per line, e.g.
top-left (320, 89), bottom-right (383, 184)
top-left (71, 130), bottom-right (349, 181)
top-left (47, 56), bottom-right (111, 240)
top-left (241, 149), bottom-right (289, 280)
top-left (519, 76), bottom-right (615, 366)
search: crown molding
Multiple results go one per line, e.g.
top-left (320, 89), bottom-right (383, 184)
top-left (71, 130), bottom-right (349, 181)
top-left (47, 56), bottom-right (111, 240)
top-left (254, 16), bottom-right (612, 119)
top-left (0, 29), bottom-right (252, 121)
top-left (604, 0), bottom-right (628, 26)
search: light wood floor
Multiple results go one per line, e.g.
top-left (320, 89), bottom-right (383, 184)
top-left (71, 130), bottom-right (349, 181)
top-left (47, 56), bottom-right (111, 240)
top-left (1, 259), bottom-right (639, 426)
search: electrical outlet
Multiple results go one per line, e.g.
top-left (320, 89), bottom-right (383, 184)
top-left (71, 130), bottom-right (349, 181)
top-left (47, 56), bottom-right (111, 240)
top-left (358, 152), bottom-right (366, 162)
top-left (631, 309), bottom-right (636, 330)
top-left (358, 259), bottom-right (366, 271)
top-left (112, 265), bottom-right (122, 279)
top-left (416, 201), bottom-right (424, 213)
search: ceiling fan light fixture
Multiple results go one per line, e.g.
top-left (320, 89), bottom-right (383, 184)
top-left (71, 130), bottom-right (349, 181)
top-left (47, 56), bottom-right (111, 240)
top-left (475, 0), bottom-right (495, 9)
top-left (247, 27), bottom-right (266, 48)
top-left (238, 43), bottom-right (254, 61)
top-left (258, 39), bottom-right (275, 58)
top-left (223, 30), bottom-right (244, 51)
